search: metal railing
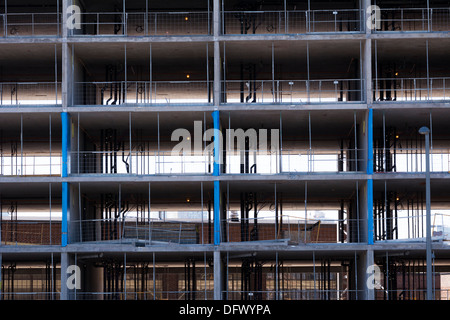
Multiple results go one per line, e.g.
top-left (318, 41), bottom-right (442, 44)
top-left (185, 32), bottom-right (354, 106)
top-left (70, 148), bottom-right (363, 175)
top-left (0, 292), bottom-right (60, 300)
top-left (375, 8), bottom-right (450, 32)
top-left (223, 79), bottom-right (364, 104)
top-left (433, 214), bottom-right (450, 240)
top-left (71, 11), bottom-right (212, 36)
top-left (4, 289), bottom-right (450, 301)
top-left (0, 153), bottom-right (61, 176)
top-left (0, 82), bottom-right (62, 106)
top-left (222, 216), bottom-right (363, 244)
top-left (224, 289), bottom-right (363, 300)
top-left (70, 218), bottom-right (211, 245)
top-left (373, 148), bottom-right (450, 173)
top-left (73, 81), bottom-right (212, 106)
top-left (70, 150), bottom-right (213, 175)
top-left (1, 8), bottom-right (449, 37)
top-left (374, 213), bottom-right (450, 242)
top-left (72, 291), bottom-right (213, 300)
top-left (1, 220), bottom-right (61, 245)
top-left (74, 79), bottom-right (363, 105)
top-left (223, 9), bottom-right (363, 34)
top-left (0, 13), bottom-right (60, 37)
top-left (374, 288), bottom-right (431, 300)
top-left (225, 148), bottom-right (364, 174)
top-left (374, 78), bottom-right (450, 102)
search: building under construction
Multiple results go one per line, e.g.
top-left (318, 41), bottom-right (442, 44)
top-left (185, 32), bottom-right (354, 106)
top-left (1, 0), bottom-right (450, 300)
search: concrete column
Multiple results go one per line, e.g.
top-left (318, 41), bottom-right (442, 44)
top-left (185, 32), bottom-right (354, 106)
top-left (364, 0), bottom-right (373, 105)
top-left (213, 250), bottom-right (223, 300)
top-left (357, 249), bottom-right (375, 300)
top-left (213, 0), bottom-right (220, 37)
top-left (62, 0), bottom-right (70, 111)
top-left (212, 110), bottom-right (222, 246)
top-left (85, 262), bottom-right (103, 300)
top-left (62, 43), bottom-right (70, 112)
top-left (364, 39), bottom-right (373, 105)
top-left (367, 108), bottom-right (374, 245)
top-left (60, 252), bottom-right (69, 300)
top-left (70, 183), bottom-right (80, 243)
top-left (358, 181), bottom-right (368, 244)
top-left (213, 0), bottom-right (221, 107)
top-left (62, 0), bottom-right (67, 37)
top-left (0, 253), bottom-right (2, 300)
top-left (213, 42), bottom-right (221, 107)
top-left (357, 112), bottom-right (368, 173)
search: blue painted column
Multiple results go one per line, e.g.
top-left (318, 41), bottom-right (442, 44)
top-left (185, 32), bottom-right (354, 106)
top-left (212, 111), bottom-right (221, 245)
top-left (61, 112), bottom-right (70, 247)
top-left (367, 108), bottom-right (374, 245)
top-left (212, 110), bottom-right (221, 176)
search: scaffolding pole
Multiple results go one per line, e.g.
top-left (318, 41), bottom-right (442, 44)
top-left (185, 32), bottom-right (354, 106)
top-left (49, 114), bottom-right (52, 175)
top-left (77, 113), bottom-right (80, 174)
top-left (304, 181), bottom-right (308, 243)
top-left (148, 183), bottom-right (151, 244)
top-left (78, 183), bottom-right (82, 242)
top-left (20, 114), bottom-right (23, 175)
top-left (129, 112), bottom-right (132, 174)
top-left (201, 182), bottom-right (204, 244)
top-left (49, 183), bottom-right (52, 245)
top-left (153, 252), bottom-right (155, 300)
top-left (279, 112), bottom-right (283, 173)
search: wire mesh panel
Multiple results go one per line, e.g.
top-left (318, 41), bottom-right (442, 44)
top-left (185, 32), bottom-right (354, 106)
top-left (2, 13), bottom-right (60, 37)
top-left (223, 79), bottom-right (363, 104)
top-left (224, 289), bottom-right (360, 300)
top-left (123, 221), bottom-right (200, 244)
top-left (222, 216), bottom-right (362, 244)
top-left (1, 221), bottom-right (61, 245)
top-left (223, 11), bottom-right (286, 35)
top-left (431, 8), bottom-right (450, 31)
top-left (75, 12), bottom-right (211, 36)
top-left (373, 78), bottom-right (446, 102)
top-left (308, 79), bottom-right (363, 102)
top-left (224, 149), bottom-right (364, 174)
top-left (347, 7), bottom-right (450, 32)
top-left (377, 8), bottom-right (430, 32)
top-left (0, 264), bottom-right (61, 300)
top-left (0, 14), bottom-right (4, 36)
top-left (0, 154), bottom-right (61, 176)
top-left (147, 12), bottom-right (211, 36)
top-left (72, 219), bottom-right (209, 245)
top-left (223, 218), bottom-right (292, 242)
top-left (70, 151), bottom-right (212, 175)
top-left (374, 148), bottom-right (450, 173)
top-left (308, 9), bottom-right (362, 33)
top-left (0, 83), bottom-right (62, 106)
top-left (73, 81), bottom-right (212, 106)
top-left (429, 78), bottom-right (450, 101)
top-left (287, 11), bottom-right (307, 33)
top-left (223, 9), bottom-right (363, 34)
top-left (76, 13), bottom-right (126, 36)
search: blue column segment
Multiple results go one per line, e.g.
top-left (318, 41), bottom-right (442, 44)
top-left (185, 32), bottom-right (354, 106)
top-left (61, 112), bottom-right (70, 247)
top-left (367, 108), bottom-right (374, 245)
top-left (212, 111), bottom-right (221, 245)
top-left (214, 180), bottom-right (221, 245)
